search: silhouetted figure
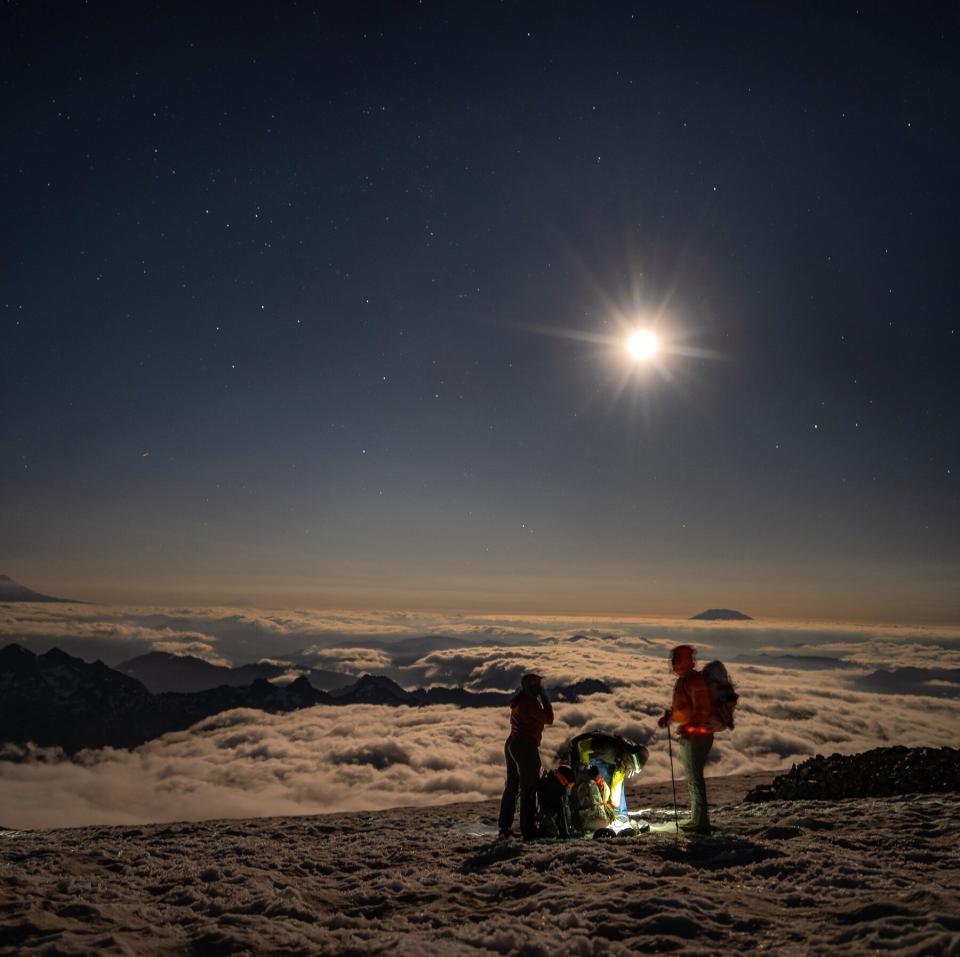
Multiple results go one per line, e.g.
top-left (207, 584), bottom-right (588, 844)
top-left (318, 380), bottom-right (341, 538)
top-left (498, 673), bottom-right (554, 840)
top-left (658, 645), bottom-right (714, 833)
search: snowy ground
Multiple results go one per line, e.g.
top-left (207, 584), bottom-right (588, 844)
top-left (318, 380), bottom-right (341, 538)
top-left (2, 771), bottom-right (958, 956)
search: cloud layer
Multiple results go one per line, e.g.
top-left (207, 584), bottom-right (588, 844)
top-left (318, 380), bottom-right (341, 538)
top-left (2, 605), bottom-right (960, 829)
top-left (4, 603), bottom-right (960, 671)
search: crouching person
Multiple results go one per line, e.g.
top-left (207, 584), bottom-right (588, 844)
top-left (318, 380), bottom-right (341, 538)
top-left (571, 731), bottom-right (649, 821)
top-left (498, 673), bottom-right (554, 841)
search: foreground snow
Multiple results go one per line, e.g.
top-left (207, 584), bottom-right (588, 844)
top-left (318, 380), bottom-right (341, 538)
top-left (1, 773), bottom-right (957, 956)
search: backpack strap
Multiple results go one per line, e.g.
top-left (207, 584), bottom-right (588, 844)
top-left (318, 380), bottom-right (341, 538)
top-left (553, 769), bottom-right (574, 789)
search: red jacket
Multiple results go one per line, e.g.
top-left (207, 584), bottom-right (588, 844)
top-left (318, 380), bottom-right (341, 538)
top-left (671, 671), bottom-right (714, 732)
top-left (509, 691), bottom-right (554, 745)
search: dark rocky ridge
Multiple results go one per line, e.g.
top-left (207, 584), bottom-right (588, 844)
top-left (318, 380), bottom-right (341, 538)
top-left (0, 644), bottom-right (324, 754)
top-left (117, 650), bottom-right (285, 692)
top-left (851, 666), bottom-right (960, 699)
top-left (733, 653), bottom-right (858, 671)
top-left (116, 650), bottom-right (351, 693)
top-left (745, 746), bottom-right (960, 802)
top-left (0, 645), bottom-right (613, 756)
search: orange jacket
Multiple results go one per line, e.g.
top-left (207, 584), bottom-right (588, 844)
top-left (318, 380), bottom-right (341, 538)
top-left (671, 671), bottom-right (714, 731)
top-left (509, 691), bottom-right (554, 745)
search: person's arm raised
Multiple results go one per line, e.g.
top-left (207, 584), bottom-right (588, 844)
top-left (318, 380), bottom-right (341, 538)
top-left (540, 689), bottom-right (554, 725)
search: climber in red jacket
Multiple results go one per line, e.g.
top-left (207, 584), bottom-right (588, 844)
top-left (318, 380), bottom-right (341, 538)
top-left (497, 673), bottom-right (554, 840)
top-left (658, 644), bottom-right (714, 834)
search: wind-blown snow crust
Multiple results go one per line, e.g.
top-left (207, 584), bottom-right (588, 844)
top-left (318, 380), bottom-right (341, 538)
top-left (1, 776), bottom-right (957, 956)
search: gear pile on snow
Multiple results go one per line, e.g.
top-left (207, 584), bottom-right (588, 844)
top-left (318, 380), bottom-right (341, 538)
top-left (745, 745), bottom-right (960, 802)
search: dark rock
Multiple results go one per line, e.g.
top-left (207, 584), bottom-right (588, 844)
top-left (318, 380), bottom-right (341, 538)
top-left (551, 678), bottom-right (615, 702)
top-left (744, 746), bottom-right (960, 802)
top-left (329, 673), bottom-right (412, 705)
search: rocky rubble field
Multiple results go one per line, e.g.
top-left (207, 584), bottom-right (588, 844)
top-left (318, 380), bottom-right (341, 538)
top-left (745, 746), bottom-right (960, 803)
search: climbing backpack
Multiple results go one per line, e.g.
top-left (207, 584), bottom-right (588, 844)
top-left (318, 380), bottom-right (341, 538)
top-left (536, 766), bottom-right (576, 838)
top-left (570, 731), bottom-right (649, 775)
top-left (570, 765), bottom-right (617, 833)
top-left (703, 660), bottom-right (739, 730)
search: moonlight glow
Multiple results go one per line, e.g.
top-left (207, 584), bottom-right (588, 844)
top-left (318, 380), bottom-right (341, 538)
top-left (627, 330), bottom-right (659, 360)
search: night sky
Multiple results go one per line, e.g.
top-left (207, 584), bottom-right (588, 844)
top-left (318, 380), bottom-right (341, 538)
top-left (2, 4), bottom-right (957, 621)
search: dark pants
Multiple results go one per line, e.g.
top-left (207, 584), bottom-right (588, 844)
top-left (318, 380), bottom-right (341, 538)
top-left (680, 733), bottom-right (714, 829)
top-left (498, 736), bottom-right (541, 838)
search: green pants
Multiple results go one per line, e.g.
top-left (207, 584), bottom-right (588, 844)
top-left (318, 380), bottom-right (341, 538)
top-left (679, 733), bottom-right (714, 828)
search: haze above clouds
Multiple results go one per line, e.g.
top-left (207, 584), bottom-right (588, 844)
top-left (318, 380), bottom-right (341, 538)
top-left (1, 604), bottom-right (958, 829)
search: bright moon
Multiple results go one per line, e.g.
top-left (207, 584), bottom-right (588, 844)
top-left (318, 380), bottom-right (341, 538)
top-left (627, 330), bottom-right (658, 360)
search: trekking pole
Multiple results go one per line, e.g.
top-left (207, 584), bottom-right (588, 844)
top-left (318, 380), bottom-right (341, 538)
top-left (665, 719), bottom-right (680, 833)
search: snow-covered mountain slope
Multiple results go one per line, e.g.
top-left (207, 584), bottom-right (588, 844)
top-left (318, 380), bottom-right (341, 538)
top-left (1, 774), bottom-right (957, 956)
top-left (0, 574), bottom-right (80, 603)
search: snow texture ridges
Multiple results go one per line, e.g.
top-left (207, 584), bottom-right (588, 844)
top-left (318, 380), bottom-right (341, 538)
top-left (1, 786), bottom-right (957, 956)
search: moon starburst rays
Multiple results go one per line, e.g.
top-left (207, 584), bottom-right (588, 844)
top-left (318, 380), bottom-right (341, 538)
top-left (627, 330), bottom-right (659, 360)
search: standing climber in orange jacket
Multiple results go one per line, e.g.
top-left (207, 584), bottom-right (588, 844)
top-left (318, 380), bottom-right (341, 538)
top-left (658, 645), bottom-right (715, 833)
top-left (498, 673), bottom-right (554, 840)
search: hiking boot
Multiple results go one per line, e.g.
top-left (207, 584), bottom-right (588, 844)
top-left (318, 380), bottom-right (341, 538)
top-left (497, 829), bottom-right (519, 841)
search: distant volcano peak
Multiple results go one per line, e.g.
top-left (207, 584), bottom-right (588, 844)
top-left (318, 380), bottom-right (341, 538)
top-left (690, 608), bottom-right (753, 621)
top-left (0, 576), bottom-right (83, 603)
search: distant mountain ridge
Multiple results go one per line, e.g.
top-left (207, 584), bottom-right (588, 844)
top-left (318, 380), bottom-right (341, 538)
top-left (113, 651), bottom-right (613, 700)
top-left (0, 644), bottom-right (324, 755)
top-left (330, 673), bottom-right (613, 709)
top-left (116, 651), bottom-right (350, 693)
top-left (0, 645), bottom-right (613, 756)
top-left (0, 575), bottom-right (83, 603)
top-left (733, 653), bottom-right (858, 671)
top-left (690, 608), bottom-right (752, 620)
top-left (852, 666), bottom-right (960, 699)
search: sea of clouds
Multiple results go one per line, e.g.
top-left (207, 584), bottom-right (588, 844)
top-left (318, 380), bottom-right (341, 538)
top-left (2, 604), bottom-right (959, 828)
